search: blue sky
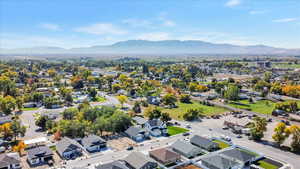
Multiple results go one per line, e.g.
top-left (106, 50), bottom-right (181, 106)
top-left (0, 0), bottom-right (299, 49)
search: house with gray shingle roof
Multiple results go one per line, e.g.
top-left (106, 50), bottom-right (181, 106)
top-left (27, 146), bottom-right (53, 166)
top-left (95, 160), bottom-right (129, 169)
top-left (199, 154), bottom-right (241, 169)
top-left (56, 137), bottom-right (83, 160)
top-left (145, 119), bottom-right (168, 137)
top-left (171, 140), bottom-right (203, 158)
top-left (124, 152), bottom-right (158, 169)
top-left (220, 147), bottom-right (258, 166)
top-left (81, 135), bottom-right (106, 153)
top-left (0, 153), bottom-right (21, 169)
top-left (190, 135), bottom-right (219, 151)
top-left (125, 126), bottom-right (149, 142)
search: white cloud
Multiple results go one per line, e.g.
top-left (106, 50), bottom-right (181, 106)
top-left (136, 32), bottom-right (171, 41)
top-left (74, 23), bottom-right (127, 35)
top-left (163, 20), bottom-right (176, 27)
top-left (249, 10), bottom-right (267, 15)
top-left (272, 18), bottom-right (298, 23)
top-left (122, 19), bottom-right (152, 28)
top-left (39, 23), bottom-right (61, 31)
top-left (225, 0), bottom-right (241, 7)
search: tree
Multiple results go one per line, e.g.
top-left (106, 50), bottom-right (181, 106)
top-left (272, 122), bottom-right (290, 146)
top-left (71, 76), bottom-right (84, 89)
top-left (16, 96), bottom-right (24, 111)
top-left (62, 108), bottom-right (78, 120)
top-left (132, 102), bottom-right (141, 114)
top-left (0, 95), bottom-right (16, 114)
top-left (160, 112), bottom-right (171, 123)
top-left (183, 109), bottom-right (201, 121)
top-left (112, 83), bottom-right (121, 93)
top-left (117, 95), bottom-right (128, 108)
top-left (11, 120), bottom-right (26, 141)
top-left (35, 115), bottom-right (49, 130)
top-left (288, 125), bottom-right (300, 152)
top-left (88, 87), bottom-right (97, 100)
top-left (162, 93), bottom-right (177, 107)
top-left (0, 123), bottom-right (12, 139)
top-left (250, 117), bottom-right (267, 141)
top-left (224, 84), bottom-right (240, 101)
top-left (144, 106), bottom-right (161, 120)
top-left (93, 116), bottom-right (110, 136)
top-left (12, 141), bottom-right (26, 155)
top-left (179, 94), bottom-right (191, 103)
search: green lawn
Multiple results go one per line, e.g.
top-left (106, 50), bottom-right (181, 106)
top-left (162, 101), bottom-right (228, 120)
top-left (22, 107), bottom-right (39, 111)
top-left (213, 140), bottom-right (230, 149)
top-left (167, 126), bottom-right (189, 136)
top-left (255, 160), bottom-right (279, 169)
top-left (273, 63), bottom-right (300, 69)
top-left (228, 100), bottom-right (300, 115)
top-left (95, 96), bottom-right (106, 102)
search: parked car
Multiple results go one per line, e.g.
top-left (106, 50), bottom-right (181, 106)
top-left (222, 126), bottom-right (229, 130)
top-left (126, 146), bottom-right (134, 151)
top-left (182, 132), bottom-right (190, 136)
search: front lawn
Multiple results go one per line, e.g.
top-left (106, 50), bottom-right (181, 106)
top-left (162, 101), bottom-right (228, 120)
top-left (255, 160), bottom-right (279, 169)
top-left (95, 96), bottom-right (106, 102)
top-left (213, 140), bottom-right (230, 149)
top-left (167, 126), bottom-right (189, 136)
top-left (22, 107), bottom-right (39, 111)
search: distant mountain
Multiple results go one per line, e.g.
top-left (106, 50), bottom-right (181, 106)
top-left (1, 40), bottom-right (300, 56)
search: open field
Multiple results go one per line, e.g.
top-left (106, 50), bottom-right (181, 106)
top-left (167, 126), bottom-right (189, 136)
top-left (162, 101), bottom-right (228, 120)
top-left (228, 100), bottom-right (300, 115)
top-left (273, 63), bottom-right (300, 69)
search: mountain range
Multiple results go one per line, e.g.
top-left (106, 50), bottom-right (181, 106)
top-left (1, 40), bottom-right (300, 56)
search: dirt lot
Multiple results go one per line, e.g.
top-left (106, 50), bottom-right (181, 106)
top-left (20, 151), bottom-right (62, 169)
top-left (107, 136), bottom-right (137, 151)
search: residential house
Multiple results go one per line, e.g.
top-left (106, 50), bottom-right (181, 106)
top-left (81, 135), bottom-right (106, 153)
top-left (125, 126), bottom-right (148, 142)
top-left (124, 152), bottom-right (158, 169)
top-left (220, 147), bottom-right (258, 166)
top-left (149, 148), bottom-right (181, 165)
top-left (147, 96), bottom-right (161, 105)
top-left (144, 119), bottom-right (167, 137)
top-left (132, 116), bottom-right (147, 127)
top-left (95, 161), bottom-right (129, 169)
top-left (190, 135), bottom-right (219, 152)
top-left (56, 137), bottom-right (83, 160)
top-left (0, 115), bottom-right (12, 125)
top-left (171, 140), bottom-right (203, 158)
top-left (27, 146), bottom-right (53, 166)
top-left (199, 154), bottom-right (241, 169)
top-left (0, 153), bottom-right (21, 169)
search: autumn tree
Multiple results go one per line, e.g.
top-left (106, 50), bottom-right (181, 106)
top-left (117, 95), bottom-right (128, 108)
top-left (272, 122), bottom-right (290, 146)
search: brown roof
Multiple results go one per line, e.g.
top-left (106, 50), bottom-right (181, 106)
top-left (149, 148), bottom-right (180, 163)
top-left (175, 165), bottom-right (203, 169)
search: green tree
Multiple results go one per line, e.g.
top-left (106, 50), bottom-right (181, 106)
top-left (62, 108), bottom-right (78, 120)
top-left (224, 84), bottom-right (240, 101)
top-left (132, 102), bottom-right (141, 114)
top-left (250, 117), bottom-right (267, 141)
top-left (272, 122), bottom-right (290, 146)
top-left (179, 94), bottom-right (191, 103)
top-left (11, 120), bottom-right (26, 141)
top-left (117, 95), bottom-right (128, 108)
top-left (35, 115), bottom-right (49, 130)
top-left (144, 106), bottom-right (161, 120)
top-left (162, 93), bottom-right (177, 107)
top-left (160, 112), bottom-right (172, 123)
top-left (183, 109), bottom-right (201, 121)
top-left (0, 95), bottom-right (16, 114)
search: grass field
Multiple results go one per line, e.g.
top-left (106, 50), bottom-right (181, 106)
top-left (228, 100), bottom-right (300, 115)
top-left (167, 126), bottom-right (189, 136)
top-left (22, 107), bottom-right (39, 111)
top-left (273, 63), bottom-right (300, 69)
top-left (255, 160), bottom-right (279, 169)
top-left (228, 100), bottom-right (275, 115)
top-left (213, 140), bottom-right (230, 149)
top-left (162, 101), bottom-right (228, 120)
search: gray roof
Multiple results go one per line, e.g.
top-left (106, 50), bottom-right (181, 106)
top-left (27, 146), bottom-right (53, 160)
top-left (201, 154), bottom-right (240, 169)
top-left (220, 148), bottom-right (257, 163)
top-left (0, 153), bottom-right (20, 168)
top-left (132, 116), bottom-right (147, 125)
top-left (125, 126), bottom-right (145, 137)
top-left (96, 161), bottom-right (129, 169)
top-left (171, 140), bottom-right (202, 155)
top-left (81, 135), bottom-right (106, 148)
top-left (0, 115), bottom-right (12, 125)
top-left (147, 119), bottom-right (164, 127)
top-left (56, 137), bottom-right (83, 156)
top-left (124, 152), bottom-right (157, 169)
top-left (190, 135), bottom-right (218, 150)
